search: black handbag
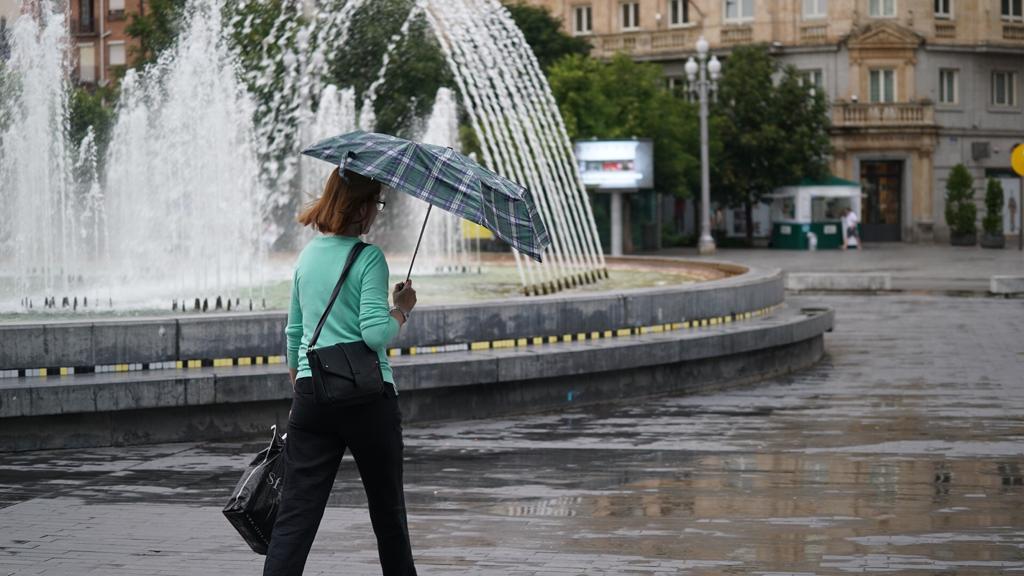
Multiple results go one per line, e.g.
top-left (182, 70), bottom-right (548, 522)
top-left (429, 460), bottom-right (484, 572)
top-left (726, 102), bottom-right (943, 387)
top-left (223, 425), bottom-right (287, 555)
top-left (305, 241), bottom-right (388, 406)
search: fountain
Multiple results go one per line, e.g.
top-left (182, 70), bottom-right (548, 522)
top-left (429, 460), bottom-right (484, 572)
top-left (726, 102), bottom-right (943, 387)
top-left (0, 0), bottom-right (608, 313)
top-left (103, 0), bottom-right (268, 310)
top-left (0, 2), bottom-right (78, 302)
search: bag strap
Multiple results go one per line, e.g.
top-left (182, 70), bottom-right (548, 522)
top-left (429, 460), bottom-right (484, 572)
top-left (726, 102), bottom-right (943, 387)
top-left (308, 241), bottom-right (368, 350)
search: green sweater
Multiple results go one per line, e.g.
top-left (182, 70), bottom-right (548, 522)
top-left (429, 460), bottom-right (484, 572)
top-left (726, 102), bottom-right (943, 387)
top-left (286, 235), bottom-right (399, 387)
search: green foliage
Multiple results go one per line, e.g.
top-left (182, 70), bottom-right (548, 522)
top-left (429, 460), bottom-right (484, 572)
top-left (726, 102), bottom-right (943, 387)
top-left (125, 0), bottom-right (186, 69)
top-left (224, 0), bottom-right (305, 158)
top-left (944, 164), bottom-right (977, 237)
top-left (325, 0), bottom-right (452, 138)
top-left (503, 2), bottom-right (590, 70)
top-left (547, 53), bottom-right (703, 199)
top-left (983, 177), bottom-right (1004, 236)
top-left (69, 85), bottom-right (117, 153)
top-left (713, 45), bottom-right (830, 209)
top-left (227, 0), bottom-right (303, 85)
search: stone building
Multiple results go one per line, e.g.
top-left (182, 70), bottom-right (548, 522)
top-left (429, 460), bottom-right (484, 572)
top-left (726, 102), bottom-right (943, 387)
top-left (528, 0), bottom-right (1024, 242)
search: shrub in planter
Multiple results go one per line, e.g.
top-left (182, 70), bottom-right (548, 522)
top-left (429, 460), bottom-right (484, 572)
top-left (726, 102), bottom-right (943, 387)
top-left (945, 164), bottom-right (977, 246)
top-left (981, 178), bottom-right (1005, 249)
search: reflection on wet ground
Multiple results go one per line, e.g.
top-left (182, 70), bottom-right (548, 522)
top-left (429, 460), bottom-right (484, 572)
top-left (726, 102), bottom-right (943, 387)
top-left (1, 294), bottom-right (1022, 574)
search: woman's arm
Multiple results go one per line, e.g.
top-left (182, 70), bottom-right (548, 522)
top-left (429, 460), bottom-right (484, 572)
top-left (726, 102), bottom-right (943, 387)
top-left (358, 246), bottom-right (401, 351)
top-left (285, 270), bottom-right (303, 382)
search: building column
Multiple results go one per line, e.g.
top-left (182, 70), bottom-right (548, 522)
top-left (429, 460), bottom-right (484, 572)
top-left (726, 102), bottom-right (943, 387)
top-left (913, 148), bottom-right (935, 242)
top-left (831, 147), bottom-right (849, 182)
top-left (610, 191), bottom-right (623, 256)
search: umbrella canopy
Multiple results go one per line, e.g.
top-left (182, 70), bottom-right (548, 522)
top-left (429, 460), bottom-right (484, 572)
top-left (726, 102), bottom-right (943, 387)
top-left (302, 130), bottom-right (550, 262)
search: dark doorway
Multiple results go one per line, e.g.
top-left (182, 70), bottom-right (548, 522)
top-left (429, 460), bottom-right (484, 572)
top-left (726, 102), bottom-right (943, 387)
top-left (860, 160), bottom-right (903, 241)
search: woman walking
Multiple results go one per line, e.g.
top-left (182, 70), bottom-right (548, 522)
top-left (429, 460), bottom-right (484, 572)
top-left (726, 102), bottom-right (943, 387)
top-left (264, 168), bottom-right (418, 576)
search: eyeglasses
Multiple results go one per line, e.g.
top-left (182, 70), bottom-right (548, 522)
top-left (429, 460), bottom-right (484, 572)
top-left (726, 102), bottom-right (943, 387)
top-left (376, 200), bottom-right (386, 212)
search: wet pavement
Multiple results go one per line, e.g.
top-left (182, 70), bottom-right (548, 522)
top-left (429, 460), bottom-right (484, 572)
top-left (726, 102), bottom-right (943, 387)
top-left (1, 294), bottom-right (1023, 575)
top-left (653, 242), bottom-right (1024, 293)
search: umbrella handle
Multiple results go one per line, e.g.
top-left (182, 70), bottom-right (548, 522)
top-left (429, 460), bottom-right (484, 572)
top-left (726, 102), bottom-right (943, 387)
top-left (400, 204), bottom-right (432, 289)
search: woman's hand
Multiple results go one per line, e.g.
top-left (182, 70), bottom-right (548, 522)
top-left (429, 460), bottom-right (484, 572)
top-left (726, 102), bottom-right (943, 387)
top-left (393, 279), bottom-right (417, 315)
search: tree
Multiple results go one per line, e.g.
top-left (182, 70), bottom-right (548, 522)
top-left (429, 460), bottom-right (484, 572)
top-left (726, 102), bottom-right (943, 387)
top-left (125, 0), bottom-right (187, 69)
top-left (713, 44), bottom-right (830, 244)
top-left (69, 84), bottom-right (116, 153)
top-left (548, 53), bottom-right (702, 201)
top-left (503, 2), bottom-right (591, 71)
top-left (325, 0), bottom-right (452, 138)
top-left (983, 177), bottom-right (1004, 237)
top-left (944, 163), bottom-right (977, 242)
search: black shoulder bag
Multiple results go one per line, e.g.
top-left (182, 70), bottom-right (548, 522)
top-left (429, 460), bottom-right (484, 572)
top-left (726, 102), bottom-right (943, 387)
top-left (305, 241), bottom-right (388, 406)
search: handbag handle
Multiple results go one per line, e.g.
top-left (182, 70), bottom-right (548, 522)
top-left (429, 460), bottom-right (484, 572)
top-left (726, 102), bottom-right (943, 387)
top-left (308, 241), bottom-right (368, 351)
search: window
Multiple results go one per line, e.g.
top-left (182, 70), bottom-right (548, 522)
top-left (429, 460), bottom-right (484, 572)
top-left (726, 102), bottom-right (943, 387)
top-left (938, 69), bottom-right (958, 104)
top-left (78, 44), bottom-right (95, 83)
top-left (78, 0), bottom-right (94, 32)
top-left (992, 71), bottom-right (1018, 107)
top-left (621, 2), bottom-right (639, 30)
top-left (109, 0), bottom-right (125, 10)
top-left (669, 0), bottom-right (690, 26)
top-left (621, 2), bottom-right (640, 30)
top-left (869, 69), bottom-right (895, 102)
top-left (803, 0), bottom-right (827, 18)
top-left (934, 0), bottom-right (952, 18)
top-left (801, 69), bottom-right (824, 90)
top-left (869, 0), bottom-right (896, 17)
top-left (666, 76), bottom-right (687, 95)
top-left (1003, 0), bottom-right (1023, 20)
top-left (573, 5), bottom-right (592, 35)
top-left (109, 41), bottom-right (126, 67)
top-left (724, 0), bottom-right (754, 21)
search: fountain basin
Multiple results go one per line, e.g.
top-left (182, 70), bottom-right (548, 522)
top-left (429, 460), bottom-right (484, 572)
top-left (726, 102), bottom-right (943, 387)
top-left (0, 259), bottom-right (834, 452)
top-left (0, 257), bottom-right (761, 372)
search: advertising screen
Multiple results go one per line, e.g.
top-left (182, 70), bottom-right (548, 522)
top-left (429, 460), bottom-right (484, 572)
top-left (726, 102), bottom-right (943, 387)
top-left (574, 139), bottom-right (654, 191)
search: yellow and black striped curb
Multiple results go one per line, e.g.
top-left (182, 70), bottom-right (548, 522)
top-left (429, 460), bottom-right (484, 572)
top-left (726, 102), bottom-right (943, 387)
top-left (2, 306), bottom-right (778, 379)
top-left (1, 356), bottom-right (285, 379)
top-left (384, 305), bottom-right (779, 356)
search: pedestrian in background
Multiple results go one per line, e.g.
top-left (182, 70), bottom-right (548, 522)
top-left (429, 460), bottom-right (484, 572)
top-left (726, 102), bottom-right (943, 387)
top-left (842, 206), bottom-right (861, 251)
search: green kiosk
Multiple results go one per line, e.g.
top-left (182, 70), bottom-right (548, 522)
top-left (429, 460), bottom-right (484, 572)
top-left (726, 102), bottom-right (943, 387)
top-left (769, 177), bottom-right (861, 250)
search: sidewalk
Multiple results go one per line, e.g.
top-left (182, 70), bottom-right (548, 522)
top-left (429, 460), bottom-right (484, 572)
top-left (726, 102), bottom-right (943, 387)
top-left (1, 294), bottom-right (1022, 574)
top-left (649, 242), bottom-right (1023, 292)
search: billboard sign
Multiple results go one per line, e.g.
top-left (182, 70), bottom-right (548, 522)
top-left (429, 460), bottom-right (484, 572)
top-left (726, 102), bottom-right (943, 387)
top-left (574, 139), bottom-right (654, 191)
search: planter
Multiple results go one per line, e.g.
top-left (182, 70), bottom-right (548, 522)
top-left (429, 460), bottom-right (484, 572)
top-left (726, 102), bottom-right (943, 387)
top-left (981, 233), bottom-right (1005, 249)
top-left (950, 232), bottom-right (977, 246)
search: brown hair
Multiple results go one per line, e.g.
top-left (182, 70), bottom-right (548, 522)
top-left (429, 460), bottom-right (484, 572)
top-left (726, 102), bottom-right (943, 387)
top-left (297, 168), bottom-right (381, 234)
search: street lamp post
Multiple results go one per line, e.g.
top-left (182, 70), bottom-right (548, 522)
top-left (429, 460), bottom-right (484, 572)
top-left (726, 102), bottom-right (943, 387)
top-left (685, 37), bottom-right (721, 255)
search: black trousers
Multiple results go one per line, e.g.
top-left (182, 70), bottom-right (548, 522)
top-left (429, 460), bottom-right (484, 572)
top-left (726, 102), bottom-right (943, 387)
top-left (263, 377), bottom-right (416, 576)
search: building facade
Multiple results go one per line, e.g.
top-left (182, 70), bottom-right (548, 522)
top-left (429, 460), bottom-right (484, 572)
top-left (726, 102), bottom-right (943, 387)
top-left (529, 0), bottom-right (1024, 242)
top-left (67, 0), bottom-right (141, 87)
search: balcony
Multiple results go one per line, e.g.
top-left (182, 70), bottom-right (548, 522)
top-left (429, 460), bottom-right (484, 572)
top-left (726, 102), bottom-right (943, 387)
top-left (831, 102), bottom-right (935, 129)
top-left (1004, 23), bottom-right (1024, 41)
top-left (70, 18), bottom-right (97, 36)
top-left (934, 21), bottom-right (956, 38)
top-left (594, 28), bottom-right (700, 58)
top-left (800, 23), bottom-right (828, 43)
top-left (720, 25), bottom-right (753, 45)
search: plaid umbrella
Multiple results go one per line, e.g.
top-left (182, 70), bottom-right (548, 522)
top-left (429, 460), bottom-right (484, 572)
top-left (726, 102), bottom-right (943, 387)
top-left (302, 130), bottom-right (550, 263)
